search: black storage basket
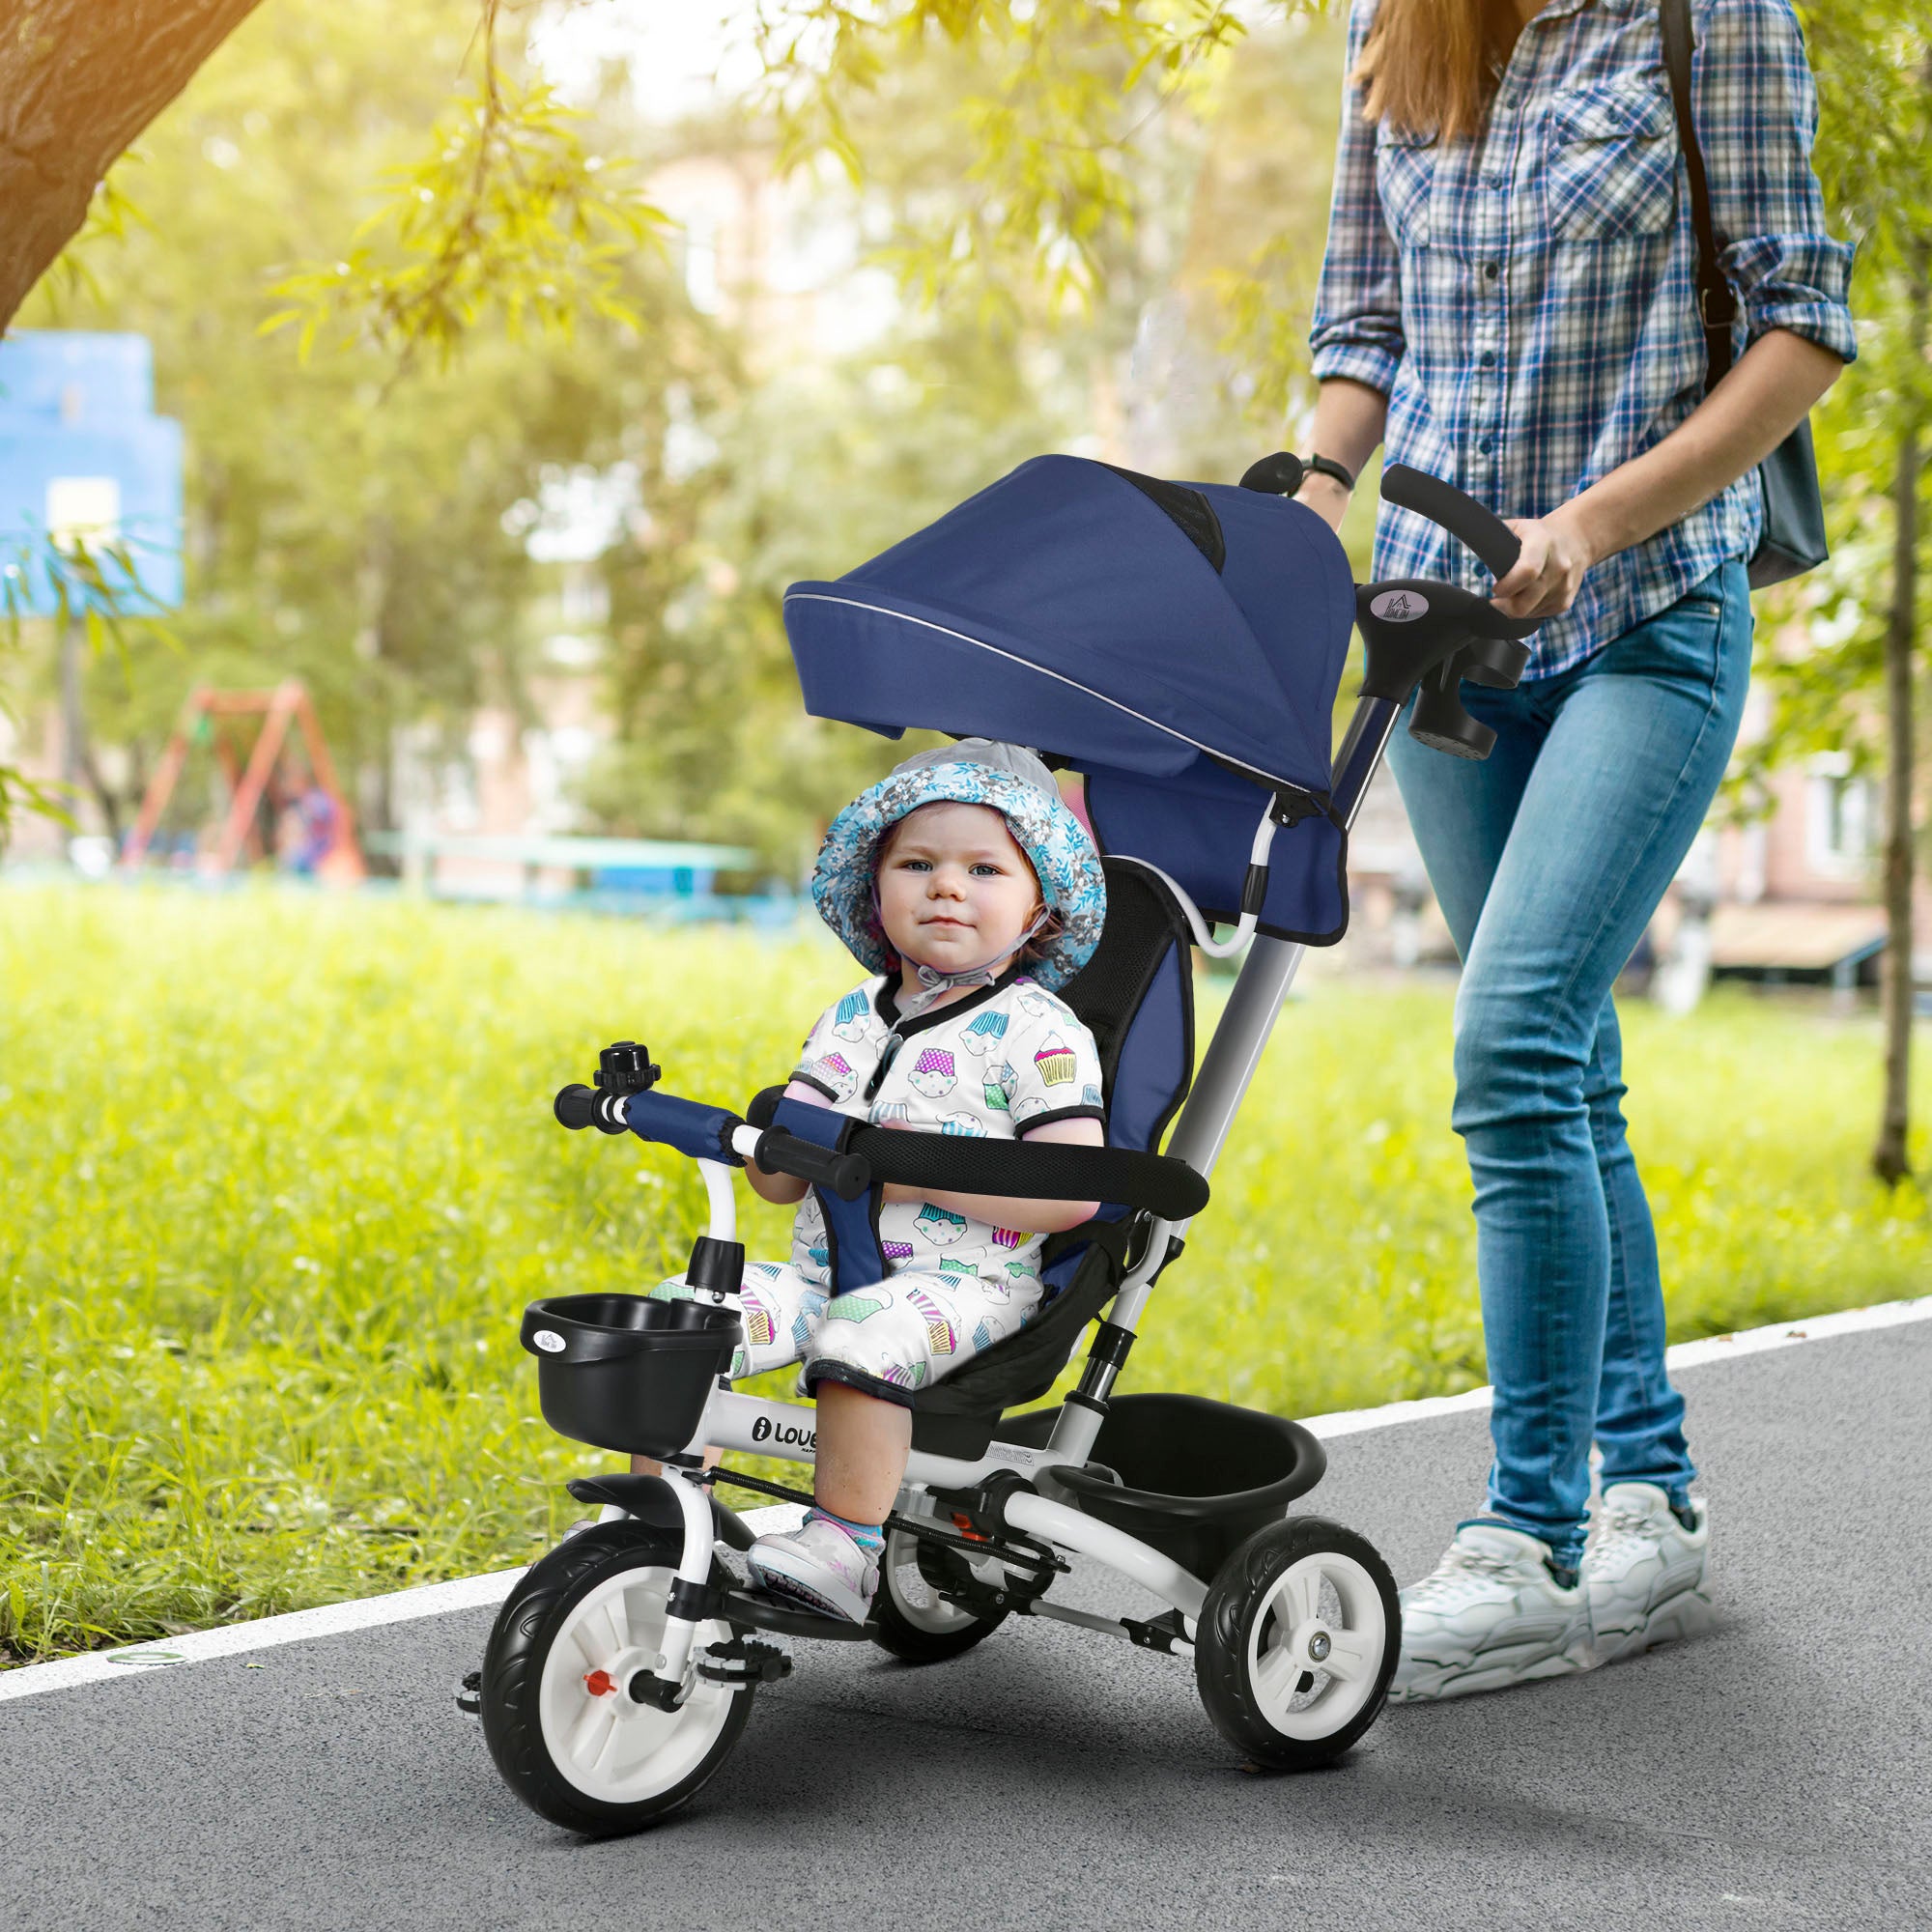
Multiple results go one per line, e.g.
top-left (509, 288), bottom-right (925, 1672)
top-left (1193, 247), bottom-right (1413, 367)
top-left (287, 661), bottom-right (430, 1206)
top-left (522, 1293), bottom-right (738, 1460)
top-left (997, 1392), bottom-right (1326, 1580)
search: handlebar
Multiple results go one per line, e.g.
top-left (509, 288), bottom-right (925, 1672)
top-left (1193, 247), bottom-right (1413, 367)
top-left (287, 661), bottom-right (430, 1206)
top-left (554, 1080), bottom-right (871, 1201)
top-left (752, 1127), bottom-right (871, 1202)
top-left (1378, 464), bottom-right (1522, 582)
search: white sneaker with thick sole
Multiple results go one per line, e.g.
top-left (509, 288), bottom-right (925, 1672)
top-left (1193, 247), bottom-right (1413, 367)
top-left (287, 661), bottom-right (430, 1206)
top-left (1583, 1482), bottom-right (1712, 1664)
top-left (747, 1517), bottom-right (879, 1624)
top-left (1388, 1522), bottom-right (1593, 1703)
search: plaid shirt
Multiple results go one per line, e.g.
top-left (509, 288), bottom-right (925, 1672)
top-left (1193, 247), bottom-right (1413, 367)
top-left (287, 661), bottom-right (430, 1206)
top-left (1310, 0), bottom-right (1857, 677)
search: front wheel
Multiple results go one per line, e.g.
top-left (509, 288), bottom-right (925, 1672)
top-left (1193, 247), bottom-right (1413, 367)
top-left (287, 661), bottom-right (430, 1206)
top-left (1194, 1517), bottom-right (1399, 1771)
top-left (479, 1522), bottom-right (753, 1834)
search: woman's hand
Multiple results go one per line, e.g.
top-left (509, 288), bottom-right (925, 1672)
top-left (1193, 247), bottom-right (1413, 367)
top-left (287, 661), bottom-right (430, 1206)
top-left (1293, 472), bottom-right (1352, 534)
top-left (1489, 502), bottom-right (1599, 621)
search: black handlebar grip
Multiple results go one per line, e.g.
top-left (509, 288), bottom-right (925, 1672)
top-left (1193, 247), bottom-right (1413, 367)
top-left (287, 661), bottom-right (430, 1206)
top-left (1380, 464), bottom-right (1522, 582)
top-left (554, 1084), bottom-right (628, 1134)
top-left (754, 1128), bottom-right (871, 1203)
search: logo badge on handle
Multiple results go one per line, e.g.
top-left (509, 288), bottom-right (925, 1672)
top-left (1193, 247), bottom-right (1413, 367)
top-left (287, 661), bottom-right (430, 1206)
top-left (1370, 589), bottom-right (1430, 622)
top-left (532, 1329), bottom-right (566, 1353)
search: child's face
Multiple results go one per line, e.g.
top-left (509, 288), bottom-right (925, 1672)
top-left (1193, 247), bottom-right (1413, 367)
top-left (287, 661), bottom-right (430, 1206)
top-left (877, 802), bottom-right (1043, 978)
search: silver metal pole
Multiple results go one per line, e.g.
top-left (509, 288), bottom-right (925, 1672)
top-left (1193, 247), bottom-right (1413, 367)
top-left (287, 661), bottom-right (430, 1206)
top-left (1047, 695), bottom-right (1406, 1463)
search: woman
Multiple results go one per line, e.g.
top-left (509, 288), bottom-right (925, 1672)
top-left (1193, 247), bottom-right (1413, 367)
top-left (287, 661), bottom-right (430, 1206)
top-left (1295, 0), bottom-right (1854, 1700)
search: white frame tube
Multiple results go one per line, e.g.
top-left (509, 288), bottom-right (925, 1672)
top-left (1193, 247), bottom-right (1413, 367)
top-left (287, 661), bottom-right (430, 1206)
top-left (689, 1389), bottom-right (1208, 1623)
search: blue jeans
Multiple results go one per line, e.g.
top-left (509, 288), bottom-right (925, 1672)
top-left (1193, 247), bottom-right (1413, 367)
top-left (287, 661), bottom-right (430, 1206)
top-left (1383, 561), bottom-right (1753, 1569)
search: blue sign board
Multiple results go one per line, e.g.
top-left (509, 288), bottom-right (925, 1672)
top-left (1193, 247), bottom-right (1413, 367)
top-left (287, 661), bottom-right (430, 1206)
top-left (0, 331), bottom-right (184, 613)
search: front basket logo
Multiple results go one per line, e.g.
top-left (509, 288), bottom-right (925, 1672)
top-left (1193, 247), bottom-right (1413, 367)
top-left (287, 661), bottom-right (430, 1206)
top-left (1370, 588), bottom-right (1429, 622)
top-left (531, 1329), bottom-right (565, 1354)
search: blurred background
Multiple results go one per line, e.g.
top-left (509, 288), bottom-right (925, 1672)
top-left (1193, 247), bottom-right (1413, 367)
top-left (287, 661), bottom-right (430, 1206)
top-left (0, 0), bottom-right (1925, 1662)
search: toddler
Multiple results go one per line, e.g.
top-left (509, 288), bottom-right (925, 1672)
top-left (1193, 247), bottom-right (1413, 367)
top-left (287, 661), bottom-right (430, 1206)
top-left (652, 739), bottom-right (1108, 1620)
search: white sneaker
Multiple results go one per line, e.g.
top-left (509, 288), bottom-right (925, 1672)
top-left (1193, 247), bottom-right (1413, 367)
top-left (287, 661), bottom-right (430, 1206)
top-left (1388, 1522), bottom-right (1592, 1703)
top-left (746, 1517), bottom-right (879, 1624)
top-left (1583, 1482), bottom-right (1712, 1665)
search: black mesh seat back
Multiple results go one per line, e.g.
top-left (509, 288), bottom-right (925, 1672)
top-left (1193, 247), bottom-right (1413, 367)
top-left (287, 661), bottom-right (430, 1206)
top-left (1055, 856), bottom-right (1196, 1159)
top-left (910, 857), bottom-right (1196, 1440)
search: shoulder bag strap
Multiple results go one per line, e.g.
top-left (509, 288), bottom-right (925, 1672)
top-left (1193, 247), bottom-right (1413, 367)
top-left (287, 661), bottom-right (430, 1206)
top-left (1661, 0), bottom-right (1738, 384)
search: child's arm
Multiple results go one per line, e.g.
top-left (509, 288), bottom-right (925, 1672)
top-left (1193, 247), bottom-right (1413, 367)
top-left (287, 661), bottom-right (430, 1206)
top-left (742, 1079), bottom-right (823, 1206)
top-left (879, 1115), bottom-right (1103, 1233)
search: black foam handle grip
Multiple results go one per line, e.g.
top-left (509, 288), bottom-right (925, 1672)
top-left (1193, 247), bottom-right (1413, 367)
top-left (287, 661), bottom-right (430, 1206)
top-left (554, 1084), bottom-right (628, 1134)
top-left (1380, 464), bottom-right (1521, 582)
top-left (753, 1128), bottom-right (871, 1203)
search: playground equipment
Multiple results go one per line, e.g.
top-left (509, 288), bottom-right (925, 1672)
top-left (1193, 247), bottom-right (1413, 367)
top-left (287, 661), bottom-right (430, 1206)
top-left (120, 680), bottom-right (364, 881)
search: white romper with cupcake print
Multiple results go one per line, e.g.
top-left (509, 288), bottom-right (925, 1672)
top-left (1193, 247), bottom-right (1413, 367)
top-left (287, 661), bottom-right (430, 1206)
top-left (653, 969), bottom-right (1105, 1402)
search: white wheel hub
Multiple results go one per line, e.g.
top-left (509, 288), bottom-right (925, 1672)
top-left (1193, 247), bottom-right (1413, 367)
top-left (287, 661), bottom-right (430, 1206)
top-left (538, 1564), bottom-right (738, 1804)
top-left (883, 1527), bottom-right (982, 1634)
top-left (1247, 1548), bottom-right (1387, 1741)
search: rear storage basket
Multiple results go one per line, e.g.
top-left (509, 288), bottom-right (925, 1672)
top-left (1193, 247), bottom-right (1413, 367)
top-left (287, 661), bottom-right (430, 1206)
top-left (997, 1392), bottom-right (1325, 1580)
top-left (521, 1293), bottom-right (737, 1460)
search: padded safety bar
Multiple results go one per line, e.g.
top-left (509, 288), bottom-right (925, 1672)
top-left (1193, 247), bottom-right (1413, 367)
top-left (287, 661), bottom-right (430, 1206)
top-left (620, 1089), bottom-right (746, 1165)
top-left (746, 1087), bottom-right (1208, 1220)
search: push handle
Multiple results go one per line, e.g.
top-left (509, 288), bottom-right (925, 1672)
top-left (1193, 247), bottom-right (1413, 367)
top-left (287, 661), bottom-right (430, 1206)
top-left (1380, 465), bottom-right (1521, 582)
top-left (752, 1128), bottom-right (871, 1203)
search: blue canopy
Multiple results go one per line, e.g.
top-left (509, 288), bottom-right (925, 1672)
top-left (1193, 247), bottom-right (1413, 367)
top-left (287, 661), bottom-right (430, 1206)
top-left (783, 454), bottom-right (1357, 944)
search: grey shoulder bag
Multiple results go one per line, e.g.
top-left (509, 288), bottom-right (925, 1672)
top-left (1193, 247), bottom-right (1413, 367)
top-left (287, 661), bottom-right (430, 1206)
top-left (1661, 0), bottom-right (1829, 589)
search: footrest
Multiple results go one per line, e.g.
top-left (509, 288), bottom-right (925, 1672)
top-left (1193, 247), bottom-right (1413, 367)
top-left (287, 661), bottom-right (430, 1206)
top-left (719, 1584), bottom-right (877, 1643)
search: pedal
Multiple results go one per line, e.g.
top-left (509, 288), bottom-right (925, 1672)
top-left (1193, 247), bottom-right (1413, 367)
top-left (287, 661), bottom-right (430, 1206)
top-left (453, 1668), bottom-right (482, 1720)
top-left (696, 1636), bottom-right (793, 1686)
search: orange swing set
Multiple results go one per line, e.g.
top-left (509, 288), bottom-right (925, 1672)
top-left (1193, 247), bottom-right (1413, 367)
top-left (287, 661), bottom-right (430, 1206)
top-left (120, 680), bottom-right (365, 881)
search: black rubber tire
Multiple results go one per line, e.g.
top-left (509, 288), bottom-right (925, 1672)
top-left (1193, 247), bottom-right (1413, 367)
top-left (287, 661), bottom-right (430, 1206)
top-left (1194, 1516), bottom-right (1400, 1772)
top-left (479, 1521), bottom-right (753, 1835)
top-left (868, 1527), bottom-right (1009, 1664)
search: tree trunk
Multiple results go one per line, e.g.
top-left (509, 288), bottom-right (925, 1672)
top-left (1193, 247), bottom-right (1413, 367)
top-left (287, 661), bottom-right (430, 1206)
top-left (1872, 255), bottom-right (1927, 1188)
top-left (58, 608), bottom-right (122, 842)
top-left (0, 0), bottom-right (267, 331)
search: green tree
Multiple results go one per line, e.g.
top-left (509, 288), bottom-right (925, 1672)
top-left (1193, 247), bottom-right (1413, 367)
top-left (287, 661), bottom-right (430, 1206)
top-left (14, 0), bottom-right (715, 845)
top-left (1758, 3), bottom-right (1932, 1185)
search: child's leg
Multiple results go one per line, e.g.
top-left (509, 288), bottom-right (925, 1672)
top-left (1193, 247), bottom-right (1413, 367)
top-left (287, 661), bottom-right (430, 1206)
top-left (746, 1264), bottom-right (1038, 1618)
top-left (812, 1381), bottom-right (912, 1523)
top-left (745, 1383), bottom-right (907, 1620)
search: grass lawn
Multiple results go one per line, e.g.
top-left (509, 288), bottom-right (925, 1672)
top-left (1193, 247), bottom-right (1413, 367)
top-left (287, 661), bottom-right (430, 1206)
top-left (3, 881), bottom-right (1925, 1663)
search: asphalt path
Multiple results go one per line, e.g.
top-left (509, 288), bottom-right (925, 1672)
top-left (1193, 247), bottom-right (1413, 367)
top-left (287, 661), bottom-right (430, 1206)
top-left (5, 1320), bottom-right (1928, 1932)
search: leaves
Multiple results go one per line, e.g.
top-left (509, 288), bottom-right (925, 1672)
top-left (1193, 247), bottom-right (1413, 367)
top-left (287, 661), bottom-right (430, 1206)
top-left (751, 0), bottom-right (1284, 323)
top-left (263, 71), bottom-right (668, 370)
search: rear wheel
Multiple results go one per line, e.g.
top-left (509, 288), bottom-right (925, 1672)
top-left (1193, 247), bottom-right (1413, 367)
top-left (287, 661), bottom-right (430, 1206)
top-left (1194, 1517), bottom-right (1399, 1771)
top-left (868, 1526), bottom-right (1009, 1663)
top-left (479, 1522), bottom-right (753, 1834)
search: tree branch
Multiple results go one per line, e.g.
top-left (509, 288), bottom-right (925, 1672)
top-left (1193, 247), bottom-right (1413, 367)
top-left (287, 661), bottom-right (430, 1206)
top-left (0, 0), bottom-right (268, 331)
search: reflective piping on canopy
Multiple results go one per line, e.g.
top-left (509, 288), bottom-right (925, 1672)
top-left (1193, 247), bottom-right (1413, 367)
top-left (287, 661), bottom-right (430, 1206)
top-left (783, 589), bottom-right (1299, 793)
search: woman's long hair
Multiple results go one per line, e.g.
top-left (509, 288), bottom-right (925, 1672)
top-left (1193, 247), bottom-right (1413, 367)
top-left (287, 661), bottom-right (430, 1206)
top-left (1353, 0), bottom-right (1525, 141)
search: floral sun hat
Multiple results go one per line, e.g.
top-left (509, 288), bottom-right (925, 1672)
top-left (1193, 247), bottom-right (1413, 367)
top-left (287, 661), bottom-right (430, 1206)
top-left (810, 739), bottom-right (1107, 992)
